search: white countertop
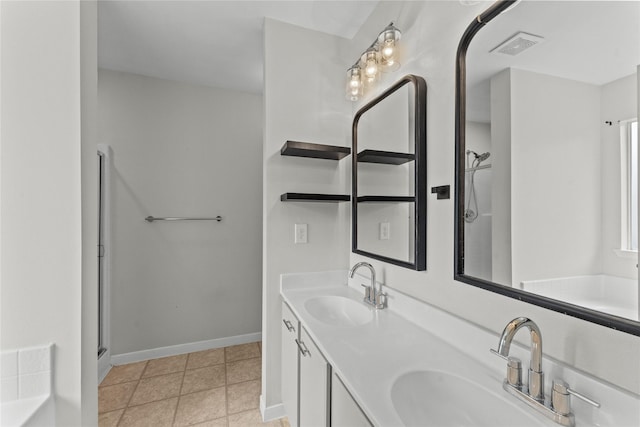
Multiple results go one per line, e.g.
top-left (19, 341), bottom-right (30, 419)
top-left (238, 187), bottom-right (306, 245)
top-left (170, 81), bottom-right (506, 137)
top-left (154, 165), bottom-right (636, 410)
top-left (280, 270), bottom-right (640, 427)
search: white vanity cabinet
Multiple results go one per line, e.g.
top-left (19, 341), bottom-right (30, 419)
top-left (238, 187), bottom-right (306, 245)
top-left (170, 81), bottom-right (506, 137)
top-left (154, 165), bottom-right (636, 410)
top-left (282, 301), bottom-right (370, 427)
top-left (298, 327), bottom-right (330, 427)
top-left (331, 372), bottom-right (372, 426)
top-left (281, 302), bottom-right (332, 427)
top-left (281, 302), bottom-right (300, 427)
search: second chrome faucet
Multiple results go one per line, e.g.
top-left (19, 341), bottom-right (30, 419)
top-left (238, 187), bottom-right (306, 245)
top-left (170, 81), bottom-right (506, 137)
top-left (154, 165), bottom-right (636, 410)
top-left (491, 317), bottom-right (599, 427)
top-left (349, 262), bottom-right (386, 309)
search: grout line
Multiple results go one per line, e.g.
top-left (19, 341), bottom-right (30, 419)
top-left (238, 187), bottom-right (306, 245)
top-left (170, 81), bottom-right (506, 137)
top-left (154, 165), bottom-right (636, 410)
top-left (224, 346), bottom-right (230, 420)
top-left (170, 359), bottom-right (187, 427)
top-left (114, 379), bottom-right (140, 426)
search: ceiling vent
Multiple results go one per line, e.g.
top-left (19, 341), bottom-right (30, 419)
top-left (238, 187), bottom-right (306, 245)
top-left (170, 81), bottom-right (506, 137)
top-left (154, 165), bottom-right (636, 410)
top-left (490, 32), bottom-right (544, 56)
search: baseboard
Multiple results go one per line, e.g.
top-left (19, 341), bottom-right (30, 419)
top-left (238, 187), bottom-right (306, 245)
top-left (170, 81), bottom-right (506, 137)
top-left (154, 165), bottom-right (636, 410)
top-left (110, 332), bottom-right (262, 366)
top-left (260, 394), bottom-right (286, 422)
top-left (98, 350), bottom-right (111, 383)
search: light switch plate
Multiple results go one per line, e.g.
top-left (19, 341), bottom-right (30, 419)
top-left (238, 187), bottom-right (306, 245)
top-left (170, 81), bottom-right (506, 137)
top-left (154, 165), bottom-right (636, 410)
top-left (295, 223), bottom-right (308, 244)
top-left (380, 222), bottom-right (390, 240)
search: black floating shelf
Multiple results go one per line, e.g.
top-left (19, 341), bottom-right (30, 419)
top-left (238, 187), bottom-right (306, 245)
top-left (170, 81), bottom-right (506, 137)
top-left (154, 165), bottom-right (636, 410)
top-left (357, 196), bottom-right (415, 203)
top-left (357, 150), bottom-right (415, 165)
top-left (281, 193), bottom-right (350, 203)
top-left (281, 140), bottom-right (351, 160)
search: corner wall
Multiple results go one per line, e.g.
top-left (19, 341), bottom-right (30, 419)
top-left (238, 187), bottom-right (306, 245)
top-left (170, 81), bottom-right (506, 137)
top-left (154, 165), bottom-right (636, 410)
top-left (0, 1), bottom-right (96, 424)
top-left (262, 19), bottom-right (351, 409)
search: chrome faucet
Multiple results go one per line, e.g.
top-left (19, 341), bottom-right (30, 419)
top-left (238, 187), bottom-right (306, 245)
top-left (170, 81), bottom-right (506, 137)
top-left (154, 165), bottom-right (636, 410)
top-left (491, 317), bottom-right (599, 427)
top-left (495, 317), bottom-right (544, 401)
top-left (349, 262), bottom-right (386, 309)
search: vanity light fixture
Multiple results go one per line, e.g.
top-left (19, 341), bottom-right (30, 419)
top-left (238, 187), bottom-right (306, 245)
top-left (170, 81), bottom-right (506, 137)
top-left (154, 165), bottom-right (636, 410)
top-left (345, 22), bottom-right (402, 101)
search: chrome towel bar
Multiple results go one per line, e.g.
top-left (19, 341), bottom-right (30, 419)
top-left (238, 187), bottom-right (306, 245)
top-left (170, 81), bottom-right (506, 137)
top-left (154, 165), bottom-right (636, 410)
top-left (145, 216), bottom-right (222, 223)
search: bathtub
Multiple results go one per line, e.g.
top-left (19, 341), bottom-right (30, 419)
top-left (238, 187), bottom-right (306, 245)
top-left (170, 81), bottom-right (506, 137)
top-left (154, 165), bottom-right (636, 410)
top-left (1, 395), bottom-right (55, 427)
top-left (519, 274), bottom-right (638, 320)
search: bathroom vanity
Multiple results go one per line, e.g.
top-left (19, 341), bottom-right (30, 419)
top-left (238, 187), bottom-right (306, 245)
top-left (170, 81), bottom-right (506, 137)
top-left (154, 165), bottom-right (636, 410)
top-left (279, 270), bottom-right (639, 427)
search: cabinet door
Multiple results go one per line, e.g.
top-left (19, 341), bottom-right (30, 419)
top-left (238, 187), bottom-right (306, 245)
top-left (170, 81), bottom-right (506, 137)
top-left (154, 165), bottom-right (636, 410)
top-left (281, 303), bottom-right (300, 427)
top-left (331, 372), bottom-right (372, 427)
top-left (298, 327), bottom-right (329, 427)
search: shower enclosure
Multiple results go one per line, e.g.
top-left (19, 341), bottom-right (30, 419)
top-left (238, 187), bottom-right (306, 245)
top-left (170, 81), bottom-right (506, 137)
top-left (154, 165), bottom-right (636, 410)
top-left (97, 146), bottom-right (111, 381)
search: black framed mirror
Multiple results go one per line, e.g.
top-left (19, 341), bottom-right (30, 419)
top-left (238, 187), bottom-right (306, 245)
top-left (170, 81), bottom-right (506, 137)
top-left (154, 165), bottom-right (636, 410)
top-left (352, 74), bottom-right (427, 270)
top-left (455, 0), bottom-right (640, 335)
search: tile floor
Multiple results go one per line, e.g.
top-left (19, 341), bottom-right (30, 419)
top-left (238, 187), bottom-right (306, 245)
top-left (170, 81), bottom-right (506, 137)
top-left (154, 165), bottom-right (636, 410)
top-left (98, 342), bottom-right (289, 427)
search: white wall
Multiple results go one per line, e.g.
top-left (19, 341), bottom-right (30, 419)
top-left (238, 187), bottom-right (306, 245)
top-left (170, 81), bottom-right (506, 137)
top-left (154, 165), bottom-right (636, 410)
top-left (1, 1), bottom-right (98, 424)
top-left (347, 0), bottom-right (640, 395)
top-left (490, 69), bottom-right (513, 284)
top-left (98, 70), bottom-right (263, 355)
top-left (601, 73), bottom-right (638, 279)
top-left (509, 69), bottom-right (602, 284)
top-left (81, 1), bottom-right (99, 423)
top-left (262, 19), bottom-right (351, 410)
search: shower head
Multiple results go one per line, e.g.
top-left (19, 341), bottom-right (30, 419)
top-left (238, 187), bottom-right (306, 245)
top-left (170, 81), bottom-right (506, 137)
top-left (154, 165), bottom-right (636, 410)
top-left (477, 152), bottom-right (490, 162)
top-left (468, 150), bottom-right (491, 163)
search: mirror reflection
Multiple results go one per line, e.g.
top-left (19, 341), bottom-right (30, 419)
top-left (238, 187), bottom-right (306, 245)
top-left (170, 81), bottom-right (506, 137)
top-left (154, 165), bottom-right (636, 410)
top-left (463, 1), bottom-right (639, 321)
top-left (353, 75), bottom-right (426, 270)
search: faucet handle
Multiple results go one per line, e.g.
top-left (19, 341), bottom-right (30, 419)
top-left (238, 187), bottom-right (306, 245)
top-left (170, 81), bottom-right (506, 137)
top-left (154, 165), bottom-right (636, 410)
top-left (552, 379), bottom-right (600, 415)
top-left (361, 284), bottom-right (372, 302)
top-left (375, 292), bottom-right (387, 309)
top-left (490, 348), bottom-right (508, 360)
top-left (506, 357), bottom-right (522, 388)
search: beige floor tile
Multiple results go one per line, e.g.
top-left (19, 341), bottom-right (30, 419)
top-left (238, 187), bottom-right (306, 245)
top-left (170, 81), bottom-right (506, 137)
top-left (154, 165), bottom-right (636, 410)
top-left (98, 381), bottom-right (138, 413)
top-left (227, 380), bottom-right (260, 414)
top-left (192, 418), bottom-right (228, 426)
top-left (226, 358), bottom-right (261, 385)
top-left (101, 361), bottom-right (148, 387)
top-left (98, 409), bottom-right (124, 427)
top-left (174, 387), bottom-right (227, 426)
top-left (129, 372), bottom-right (183, 406)
top-left (119, 397), bottom-right (178, 427)
top-left (142, 354), bottom-right (187, 378)
top-left (187, 348), bottom-right (225, 370)
top-left (182, 364), bottom-right (226, 394)
top-left (280, 417), bottom-right (291, 427)
top-left (225, 343), bottom-right (260, 362)
top-left (228, 409), bottom-right (281, 427)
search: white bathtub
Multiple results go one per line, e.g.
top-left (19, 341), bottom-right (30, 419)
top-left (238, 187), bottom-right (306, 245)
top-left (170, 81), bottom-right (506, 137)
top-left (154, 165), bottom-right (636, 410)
top-left (520, 274), bottom-right (638, 320)
top-left (1, 395), bottom-right (55, 427)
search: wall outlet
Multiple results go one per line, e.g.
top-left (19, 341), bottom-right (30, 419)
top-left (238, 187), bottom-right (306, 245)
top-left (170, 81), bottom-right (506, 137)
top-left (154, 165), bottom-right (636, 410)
top-left (295, 223), bottom-right (308, 244)
top-left (379, 222), bottom-right (390, 240)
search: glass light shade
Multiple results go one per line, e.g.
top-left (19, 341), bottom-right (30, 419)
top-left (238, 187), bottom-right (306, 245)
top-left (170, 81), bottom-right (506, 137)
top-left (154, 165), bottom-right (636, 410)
top-left (361, 48), bottom-right (379, 82)
top-left (346, 66), bottom-right (363, 101)
top-left (378, 22), bottom-right (401, 72)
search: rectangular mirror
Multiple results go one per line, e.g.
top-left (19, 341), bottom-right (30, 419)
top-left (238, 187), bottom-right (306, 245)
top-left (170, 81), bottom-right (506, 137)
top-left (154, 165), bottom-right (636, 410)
top-left (455, 0), bottom-right (640, 335)
top-left (352, 75), bottom-right (427, 270)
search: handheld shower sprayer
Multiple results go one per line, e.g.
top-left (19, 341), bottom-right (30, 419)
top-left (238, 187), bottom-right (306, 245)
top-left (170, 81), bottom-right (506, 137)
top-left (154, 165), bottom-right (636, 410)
top-left (467, 150), bottom-right (490, 164)
top-left (464, 150), bottom-right (491, 223)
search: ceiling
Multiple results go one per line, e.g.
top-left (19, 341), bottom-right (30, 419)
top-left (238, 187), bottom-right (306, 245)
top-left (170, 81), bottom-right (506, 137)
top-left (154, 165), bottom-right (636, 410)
top-left (98, 0), bottom-right (379, 94)
top-left (466, 1), bottom-right (640, 122)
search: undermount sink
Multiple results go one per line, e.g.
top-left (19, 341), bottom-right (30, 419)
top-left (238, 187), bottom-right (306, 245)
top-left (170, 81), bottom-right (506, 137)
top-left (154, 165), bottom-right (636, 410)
top-left (391, 370), bottom-right (546, 427)
top-left (304, 295), bottom-right (372, 327)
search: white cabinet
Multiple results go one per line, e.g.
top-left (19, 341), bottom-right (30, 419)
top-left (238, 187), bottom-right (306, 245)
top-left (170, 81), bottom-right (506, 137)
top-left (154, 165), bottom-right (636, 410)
top-left (331, 372), bottom-right (372, 426)
top-left (283, 302), bottom-right (361, 427)
top-left (281, 303), bottom-right (300, 427)
top-left (298, 327), bottom-right (330, 427)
